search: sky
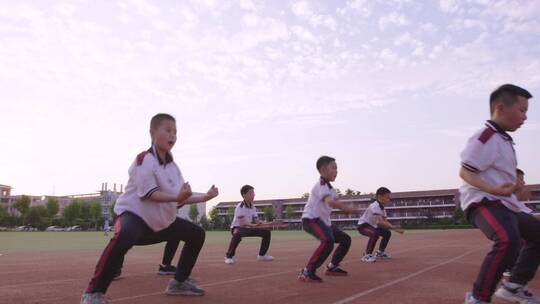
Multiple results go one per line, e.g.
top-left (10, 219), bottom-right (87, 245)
top-left (1, 0), bottom-right (539, 211)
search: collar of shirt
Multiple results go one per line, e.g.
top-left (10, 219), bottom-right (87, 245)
top-left (486, 120), bottom-right (513, 142)
top-left (319, 176), bottom-right (333, 189)
top-left (376, 200), bottom-right (385, 210)
top-left (240, 201), bottom-right (253, 208)
top-left (148, 145), bottom-right (174, 166)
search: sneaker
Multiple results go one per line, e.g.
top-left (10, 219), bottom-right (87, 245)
top-left (80, 292), bottom-right (110, 304)
top-left (158, 264), bottom-right (177, 275)
top-left (325, 265), bottom-right (348, 276)
top-left (224, 257), bottom-right (234, 265)
top-left (361, 254), bottom-right (377, 263)
top-left (375, 250), bottom-right (391, 260)
top-left (298, 268), bottom-right (323, 283)
top-left (495, 282), bottom-right (540, 304)
top-left (165, 278), bottom-right (205, 296)
top-left (257, 254), bottom-right (274, 262)
top-left (464, 292), bottom-right (490, 304)
top-left (503, 270), bottom-right (512, 277)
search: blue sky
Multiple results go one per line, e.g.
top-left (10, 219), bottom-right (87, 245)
top-left (1, 0), bottom-right (539, 210)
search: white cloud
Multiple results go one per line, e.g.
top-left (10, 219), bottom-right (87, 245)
top-left (419, 22), bottom-right (438, 33)
top-left (242, 13), bottom-right (259, 27)
top-left (239, 0), bottom-right (257, 11)
top-left (337, 0), bottom-right (371, 17)
top-left (291, 25), bottom-right (319, 44)
top-left (439, 0), bottom-right (460, 14)
top-left (378, 12), bottom-right (408, 31)
top-left (291, 1), bottom-right (312, 17)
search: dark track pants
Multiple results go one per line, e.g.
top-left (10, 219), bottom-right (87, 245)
top-left (357, 223), bottom-right (391, 254)
top-left (468, 202), bottom-right (540, 301)
top-left (85, 212), bottom-right (205, 293)
top-left (302, 218), bottom-right (351, 273)
top-left (225, 226), bottom-right (271, 258)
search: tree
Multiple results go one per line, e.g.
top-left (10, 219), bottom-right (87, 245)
top-left (284, 206), bottom-right (294, 229)
top-left (301, 193), bottom-right (310, 199)
top-left (208, 207), bottom-right (221, 230)
top-left (46, 198), bottom-right (60, 224)
top-left (63, 201), bottom-right (81, 226)
top-left (335, 188), bottom-right (342, 196)
top-left (263, 206), bottom-right (273, 222)
top-left (24, 205), bottom-right (49, 230)
top-left (188, 204), bottom-right (199, 223)
top-left (284, 206), bottom-right (294, 222)
top-left (199, 215), bottom-right (209, 230)
top-left (223, 207), bottom-right (235, 228)
top-left (90, 201), bottom-right (102, 229)
top-left (80, 203), bottom-right (91, 221)
top-left (452, 206), bottom-right (465, 225)
top-left (13, 195), bottom-right (31, 218)
top-left (345, 189), bottom-right (361, 196)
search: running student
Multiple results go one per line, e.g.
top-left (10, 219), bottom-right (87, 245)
top-left (460, 85), bottom-right (540, 304)
top-left (224, 185), bottom-right (275, 264)
top-left (357, 187), bottom-right (404, 263)
top-left (81, 113), bottom-right (218, 304)
top-left (298, 156), bottom-right (358, 282)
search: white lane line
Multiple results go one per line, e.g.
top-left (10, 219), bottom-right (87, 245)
top-left (331, 246), bottom-right (485, 304)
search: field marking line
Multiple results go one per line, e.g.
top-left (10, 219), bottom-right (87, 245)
top-left (331, 246), bottom-right (485, 304)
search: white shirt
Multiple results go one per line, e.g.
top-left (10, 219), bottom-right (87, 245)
top-left (459, 121), bottom-right (531, 213)
top-left (114, 146), bottom-right (185, 232)
top-left (230, 202), bottom-right (258, 228)
top-left (358, 201), bottom-right (387, 228)
top-left (301, 178), bottom-right (338, 227)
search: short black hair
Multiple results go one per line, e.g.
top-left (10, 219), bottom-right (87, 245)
top-left (316, 156), bottom-right (336, 171)
top-left (150, 113), bottom-right (176, 129)
top-left (375, 187), bottom-right (391, 197)
top-left (516, 168), bottom-right (524, 176)
top-left (489, 84), bottom-right (532, 114)
top-left (240, 185), bottom-right (254, 196)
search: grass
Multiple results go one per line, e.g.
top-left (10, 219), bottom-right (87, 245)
top-left (0, 228), bottom-right (453, 254)
top-left (0, 230), bottom-right (313, 254)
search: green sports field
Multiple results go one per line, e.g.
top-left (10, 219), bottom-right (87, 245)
top-left (0, 229), bottom-right (438, 254)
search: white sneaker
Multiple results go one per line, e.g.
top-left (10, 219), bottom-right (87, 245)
top-left (361, 254), bottom-right (377, 263)
top-left (503, 271), bottom-right (512, 277)
top-left (257, 254), bottom-right (274, 262)
top-left (464, 292), bottom-right (489, 304)
top-left (375, 250), bottom-right (391, 260)
top-left (495, 282), bottom-right (540, 304)
top-left (224, 257), bottom-right (234, 264)
top-left (81, 292), bottom-right (110, 304)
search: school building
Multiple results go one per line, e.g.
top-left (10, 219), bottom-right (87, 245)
top-left (0, 183), bottom-right (206, 223)
top-left (214, 184), bottom-right (540, 229)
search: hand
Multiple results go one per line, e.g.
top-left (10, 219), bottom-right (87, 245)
top-left (205, 185), bottom-right (219, 201)
top-left (177, 182), bottom-right (192, 203)
top-left (491, 183), bottom-right (515, 196)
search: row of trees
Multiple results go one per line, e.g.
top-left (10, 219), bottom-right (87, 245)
top-left (0, 195), bottom-right (103, 230)
top-left (301, 188), bottom-right (363, 198)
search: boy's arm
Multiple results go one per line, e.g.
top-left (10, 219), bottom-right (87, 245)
top-left (149, 182), bottom-right (192, 203)
top-left (324, 196), bottom-right (358, 214)
top-left (179, 185), bottom-right (219, 205)
top-left (459, 167), bottom-right (515, 196)
top-left (377, 216), bottom-right (404, 234)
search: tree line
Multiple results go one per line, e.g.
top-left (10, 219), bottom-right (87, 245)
top-left (0, 195), bottom-right (103, 231)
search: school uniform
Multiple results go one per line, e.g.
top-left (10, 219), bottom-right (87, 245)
top-left (460, 120), bottom-right (540, 302)
top-left (301, 177), bottom-right (351, 274)
top-left (85, 145), bottom-right (205, 294)
top-left (225, 201), bottom-right (271, 258)
top-left (357, 201), bottom-right (391, 254)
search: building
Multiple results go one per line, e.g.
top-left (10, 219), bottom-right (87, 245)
top-left (0, 182), bottom-right (205, 223)
top-left (215, 184), bottom-right (540, 229)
